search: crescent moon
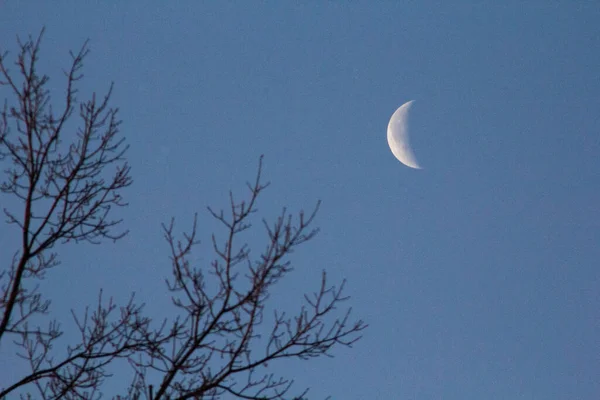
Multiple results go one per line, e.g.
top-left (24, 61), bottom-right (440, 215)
top-left (387, 100), bottom-right (422, 169)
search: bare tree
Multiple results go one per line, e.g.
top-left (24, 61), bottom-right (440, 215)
top-left (0, 31), bottom-right (366, 400)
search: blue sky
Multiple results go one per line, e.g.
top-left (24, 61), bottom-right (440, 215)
top-left (1, 2), bottom-right (599, 399)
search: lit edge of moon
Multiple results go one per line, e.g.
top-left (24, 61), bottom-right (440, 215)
top-left (387, 100), bottom-right (422, 169)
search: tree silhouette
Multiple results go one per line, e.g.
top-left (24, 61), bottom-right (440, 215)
top-left (0, 30), bottom-right (366, 400)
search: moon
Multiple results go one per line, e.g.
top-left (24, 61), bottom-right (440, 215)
top-left (387, 100), bottom-right (421, 169)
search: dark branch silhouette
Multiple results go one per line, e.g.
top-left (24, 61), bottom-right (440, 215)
top-left (0, 30), bottom-right (366, 400)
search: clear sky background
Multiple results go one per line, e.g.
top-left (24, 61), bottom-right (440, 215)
top-left (1, 2), bottom-right (599, 399)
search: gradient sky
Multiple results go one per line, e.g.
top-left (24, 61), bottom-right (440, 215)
top-left (1, 2), bottom-right (599, 399)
